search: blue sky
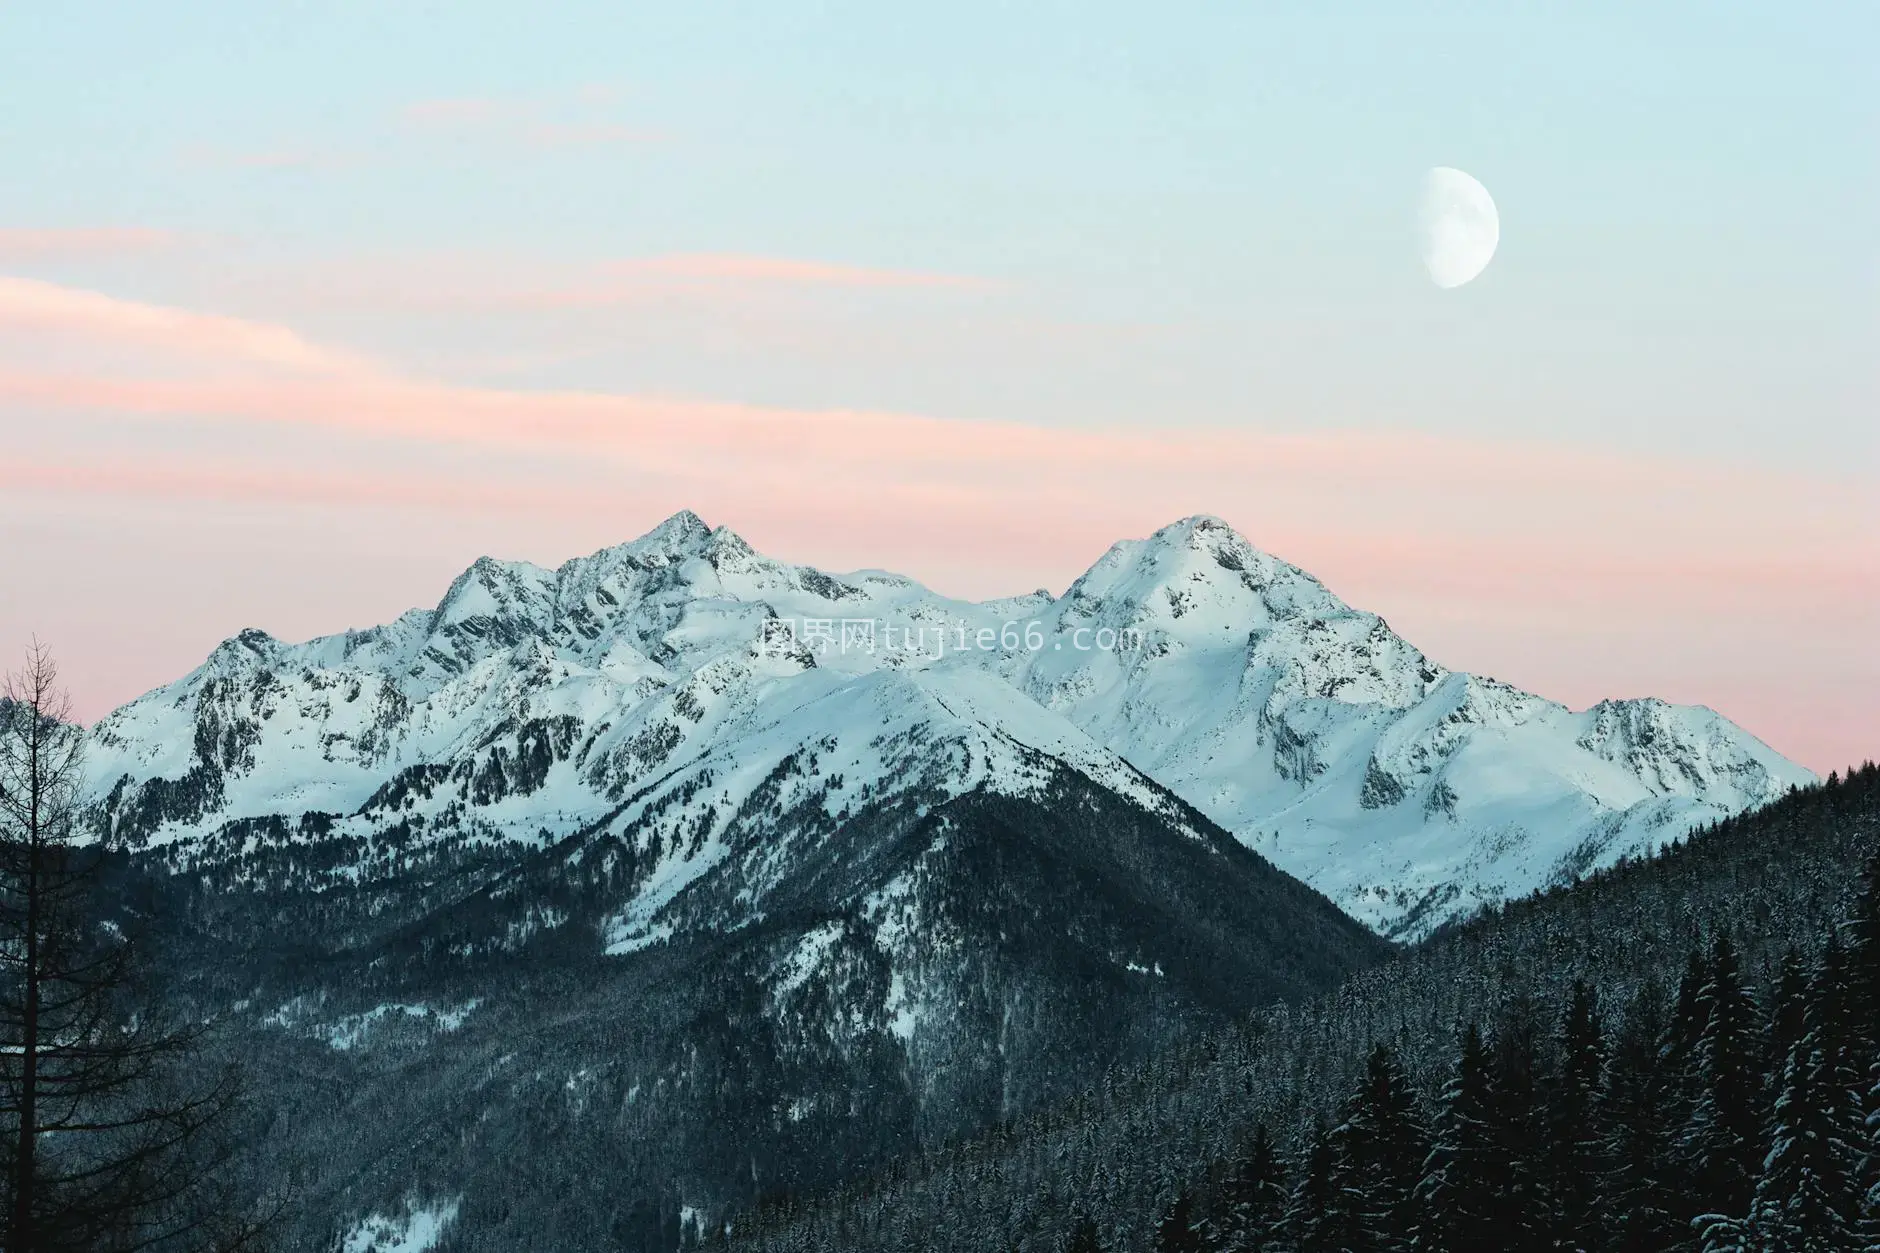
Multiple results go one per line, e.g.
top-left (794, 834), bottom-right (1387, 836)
top-left (5, 0), bottom-right (1871, 461)
top-left (0, 1), bottom-right (1874, 767)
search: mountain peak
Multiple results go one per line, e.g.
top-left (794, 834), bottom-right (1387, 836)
top-left (640, 509), bottom-right (712, 546)
top-left (560, 510), bottom-right (728, 583)
top-left (1063, 515), bottom-right (1341, 632)
top-left (85, 509), bottom-right (1813, 942)
top-left (206, 627), bottom-right (279, 669)
top-left (1163, 512), bottom-right (1236, 537)
top-left (1135, 514), bottom-right (1251, 557)
top-left (1145, 516), bottom-right (1309, 581)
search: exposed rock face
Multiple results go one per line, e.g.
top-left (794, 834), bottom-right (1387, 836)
top-left (86, 511), bottom-right (1808, 939)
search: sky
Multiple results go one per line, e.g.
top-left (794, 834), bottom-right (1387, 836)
top-left (0, 1), bottom-right (1874, 771)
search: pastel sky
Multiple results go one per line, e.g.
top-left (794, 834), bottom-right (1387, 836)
top-left (1, 1), bottom-right (1874, 771)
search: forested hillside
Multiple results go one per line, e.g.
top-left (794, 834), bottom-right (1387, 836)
top-left (729, 764), bottom-right (1880, 1252)
top-left (121, 763), bottom-right (1386, 1252)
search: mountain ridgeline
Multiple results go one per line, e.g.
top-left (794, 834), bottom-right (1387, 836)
top-left (729, 765), bottom-right (1880, 1252)
top-left (61, 512), bottom-right (1829, 1250)
top-left (86, 511), bottom-right (1807, 941)
top-left (139, 750), bottom-right (1385, 1251)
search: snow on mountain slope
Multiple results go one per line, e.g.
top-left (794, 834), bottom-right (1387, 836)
top-left (1008, 516), bottom-right (1811, 934)
top-left (83, 510), bottom-right (1811, 938)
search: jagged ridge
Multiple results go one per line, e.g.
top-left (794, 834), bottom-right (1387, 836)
top-left (84, 511), bottom-right (1810, 938)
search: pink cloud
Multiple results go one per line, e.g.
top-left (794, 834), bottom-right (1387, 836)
top-left (173, 248), bottom-right (990, 318)
top-left (0, 276), bottom-right (1863, 529)
top-left (0, 276), bottom-right (378, 376)
top-left (0, 228), bottom-right (177, 259)
top-left (1, 275), bottom-right (1872, 769)
top-left (0, 317), bottom-right (1866, 550)
top-left (0, 456), bottom-right (608, 515)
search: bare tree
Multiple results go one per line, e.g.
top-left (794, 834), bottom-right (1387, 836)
top-left (0, 642), bottom-right (268, 1253)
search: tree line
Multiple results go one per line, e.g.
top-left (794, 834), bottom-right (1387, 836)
top-left (728, 765), bottom-right (1880, 1252)
top-left (1143, 857), bottom-right (1880, 1252)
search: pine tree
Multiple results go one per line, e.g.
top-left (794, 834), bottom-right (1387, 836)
top-left (1848, 850), bottom-right (1880, 1250)
top-left (1487, 1004), bottom-right (1549, 1253)
top-left (1211, 1124), bottom-right (1287, 1253)
top-left (1707, 929), bottom-right (1871, 1253)
top-left (1288, 1121), bottom-right (1337, 1253)
top-left (1325, 1044), bottom-right (1427, 1253)
top-left (1062, 1212), bottom-right (1103, 1253)
top-left (1157, 1187), bottom-right (1203, 1253)
top-left (1767, 949), bottom-right (1811, 1099)
top-left (1604, 981), bottom-right (1682, 1253)
top-left (1679, 934), bottom-right (1767, 1226)
top-left (1545, 981), bottom-right (1607, 1253)
top-left (1811, 937), bottom-right (1865, 1091)
top-left (1848, 850), bottom-right (1880, 1060)
top-left (1413, 1025), bottom-right (1502, 1253)
top-left (1858, 1058), bottom-right (1879, 1250)
top-left (1734, 1027), bottom-right (1862, 1252)
top-left (1664, 948), bottom-right (1713, 1085)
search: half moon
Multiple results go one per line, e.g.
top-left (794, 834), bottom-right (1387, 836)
top-left (1420, 167), bottom-right (1499, 289)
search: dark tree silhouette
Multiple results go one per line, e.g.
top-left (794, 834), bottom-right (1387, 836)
top-left (1699, 974), bottom-right (1863, 1252)
top-left (1061, 1211), bottom-right (1103, 1253)
top-left (1207, 1124), bottom-right (1286, 1252)
top-left (1860, 1056), bottom-right (1880, 1248)
top-left (1486, 1004), bottom-right (1547, 1253)
top-left (1602, 981), bottom-right (1681, 1253)
top-left (1288, 1120), bottom-right (1337, 1253)
top-left (0, 643), bottom-right (267, 1252)
top-left (1412, 1024), bottom-right (1500, 1253)
top-left (1154, 1186), bottom-right (1202, 1253)
top-left (1678, 935), bottom-right (1766, 1226)
top-left (1326, 1044), bottom-right (1426, 1253)
top-left (1544, 981), bottom-right (1606, 1253)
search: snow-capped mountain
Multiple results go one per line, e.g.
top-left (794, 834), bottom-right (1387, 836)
top-left (85, 510), bottom-right (1810, 939)
top-left (1007, 515), bottom-right (1811, 934)
top-left (83, 510), bottom-right (1812, 1246)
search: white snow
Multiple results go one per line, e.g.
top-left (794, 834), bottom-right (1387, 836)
top-left (81, 511), bottom-right (1812, 939)
top-left (340, 1199), bottom-right (460, 1253)
top-left (772, 921), bottom-right (845, 998)
top-left (262, 999), bottom-right (481, 1051)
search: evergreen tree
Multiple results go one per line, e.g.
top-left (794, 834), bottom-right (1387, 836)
top-left (1545, 981), bottom-right (1607, 1253)
top-left (1664, 949), bottom-right (1713, 1084)
top-left (1679, 934), bottom-right (1767, 1226)
top-left (1705, 940), bottom-right (1869, 1253)
top-left (1767, 949), bottom-right (1811, 1099)
top-left (1604, 981), bottom-right (1682, 1253)
top-left (1848, 849), bottom-right (1880, 1058)
top-left (1810, 937), bottom-right (1865, 1092)
top-left (1287, 1121), bottom-right (1337, 1253)
top-left (1849, 849), bottom-right (1880, 1251)
top-left (1735, 1028), bottom-right (1861, 1252)
top-left (1325, 1044), bottom-right (1427, 1253)
top-left (1413, 1025), bottom-right (1502, 1253)
top-left (1062, 1212), bottom-right (1103, 1253)
top-left (1211, 1124), bottom-right (1287, 1253)
top-left (1487, 1004), bottom-right (1549, 1253)
top-left (1156, 1187), bottom-right (1203, 1253)
top-left (1859, 1059), bottom-right (1880, 1250)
